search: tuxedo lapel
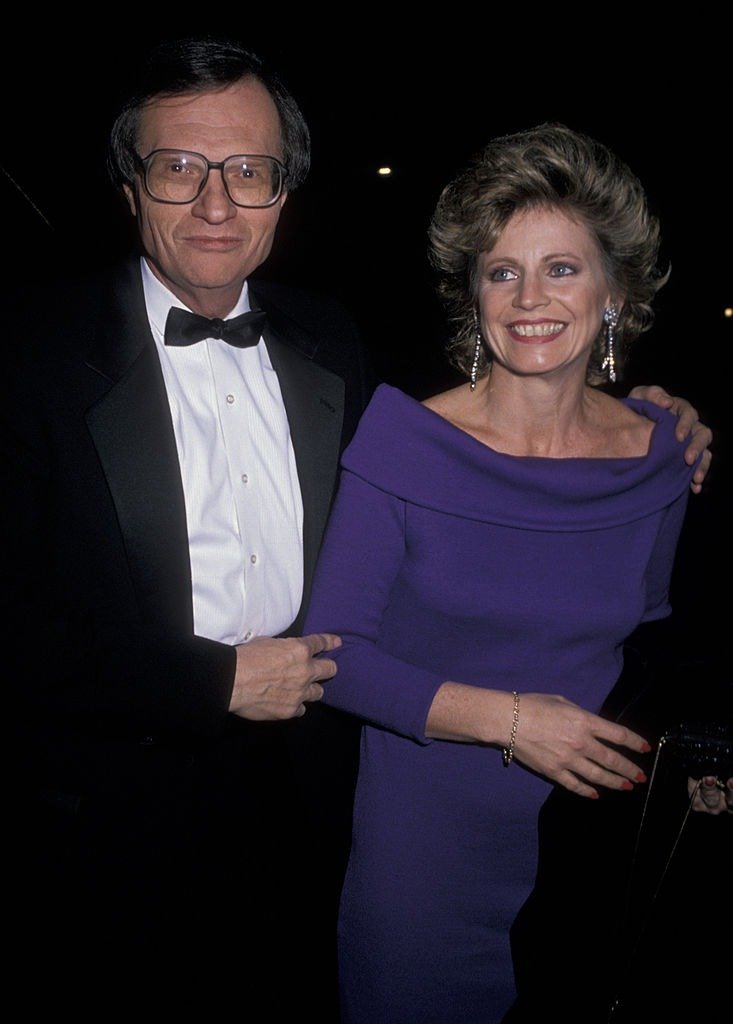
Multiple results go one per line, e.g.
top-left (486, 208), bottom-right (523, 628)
top-left (263, 331), bottom-right (345, 632)
top-left (84, 262), bottom-right (194, 631)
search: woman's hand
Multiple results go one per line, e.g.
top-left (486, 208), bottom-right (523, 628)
top-left (512, 692), bottom-right (651, 799)
top-left (688, 775), bottom-right (733, 815)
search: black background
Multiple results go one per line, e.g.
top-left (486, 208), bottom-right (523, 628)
top-left (3, 19), bottom-right (729, 643)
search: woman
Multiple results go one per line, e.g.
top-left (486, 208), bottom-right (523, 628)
top-left (303, 123), bottom-right (704, 1022)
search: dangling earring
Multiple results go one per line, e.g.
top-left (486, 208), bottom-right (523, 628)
top-left (601, 305), bottom-right (618, 383)
top-left (470, 313), bottom-right (482, 391)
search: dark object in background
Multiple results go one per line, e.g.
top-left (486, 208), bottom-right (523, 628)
top-left (657, 720), bottom-right (733, 780)
top-left (506, 622), bottom-right (732, 1024)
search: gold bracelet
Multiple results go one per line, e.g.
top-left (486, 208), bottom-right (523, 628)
top-left (502, 691), bottom-right (520, 767)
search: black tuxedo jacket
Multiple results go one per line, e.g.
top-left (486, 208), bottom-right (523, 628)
top-left (4, 255), bottom-right (374, 730)
top-left (2, 257), bottom-right (376, 985)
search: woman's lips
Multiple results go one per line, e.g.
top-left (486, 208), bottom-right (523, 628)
top-left (506, 321), bottom-right (566, 343)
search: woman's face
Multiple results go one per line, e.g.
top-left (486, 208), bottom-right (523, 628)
top-left (477, 206), bottom-right (613, 379)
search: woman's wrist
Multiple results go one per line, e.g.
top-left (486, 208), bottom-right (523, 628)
top-left (502, 691), bottom-right (520, 766)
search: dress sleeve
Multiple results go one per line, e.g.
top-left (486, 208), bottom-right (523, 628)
top-left (641, 491), bottom-right (690, 622)
top-left (304, 469), bottom-right (446, 742)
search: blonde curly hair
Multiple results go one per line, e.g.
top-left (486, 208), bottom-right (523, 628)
top-left (427, 123), bottom-right (669, 386)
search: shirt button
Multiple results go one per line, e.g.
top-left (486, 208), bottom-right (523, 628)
top-left (241, 473), bottom-right (249, 484)
top-left (243, 630), bottom-right (253, 642)
top-left (250, 554), bottom-right (257, 564)
top-left (226, 394), bottom-right (235, 405)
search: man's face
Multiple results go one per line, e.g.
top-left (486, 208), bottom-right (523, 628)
top-left (124, 78), bottom-right (287, 316)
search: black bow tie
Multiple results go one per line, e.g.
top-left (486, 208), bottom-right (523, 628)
top-left (164, 307), bottom-right (267, 348)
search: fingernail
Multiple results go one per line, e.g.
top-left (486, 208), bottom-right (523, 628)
top-left (641, 742), bottom-right (652, 753)
top-left (635, 771), bottom-right (647, 783)
top-left (621, 780), bottom-right (634, 791)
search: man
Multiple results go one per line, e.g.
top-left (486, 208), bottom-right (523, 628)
top-left (2, 34), bottom-right (711, 1016)
top-left (5, 35), bottom-right (375, 1017)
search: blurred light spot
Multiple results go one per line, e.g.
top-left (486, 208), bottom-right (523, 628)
top-left (377, 166), bottom-right (392, 177)
top-left (724, 307), bottom-right (733, 318)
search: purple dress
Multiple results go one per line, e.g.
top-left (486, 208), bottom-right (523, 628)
top-left (304, 384), bottom-right (694, 1023)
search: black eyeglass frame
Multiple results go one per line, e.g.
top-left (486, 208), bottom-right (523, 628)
top-left (134, 149), bottom-right (288, 208)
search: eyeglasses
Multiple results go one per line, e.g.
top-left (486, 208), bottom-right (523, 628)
top-left (135, 149), bottom-right (287, 208)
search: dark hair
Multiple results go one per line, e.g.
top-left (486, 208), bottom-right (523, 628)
top-left (428, 122), bottom-right (668, 385)
top-left (107, 34), bottom-right (310, 193)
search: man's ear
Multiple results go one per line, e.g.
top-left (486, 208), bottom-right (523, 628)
top-left (122, 183), bottom-right (138, 217)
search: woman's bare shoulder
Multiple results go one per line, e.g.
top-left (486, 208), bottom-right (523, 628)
top-left (422, 383), bottom-right (470, 415)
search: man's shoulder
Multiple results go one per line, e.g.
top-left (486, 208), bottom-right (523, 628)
top-left (251, 276), bottom-right (379, 427)
top-left (5, 258), bottom-right (140, 328)
top-left (252, 276), bottom-right (374, 370)
top-left (250, 276), bottom-right (361, 342)
top-left (2, 258), bottom-right (145, 371)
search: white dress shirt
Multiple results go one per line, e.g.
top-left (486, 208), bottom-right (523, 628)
top-left (141, 259), bottom-right (304, 644)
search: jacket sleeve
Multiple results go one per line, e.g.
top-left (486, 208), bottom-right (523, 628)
top-left (0, 351), bottom-right (235, 744)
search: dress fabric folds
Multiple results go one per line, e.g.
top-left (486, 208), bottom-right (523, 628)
top-left (304, 384), bottom-right (694, 1023)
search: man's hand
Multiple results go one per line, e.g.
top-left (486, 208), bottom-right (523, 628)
top-left (629, 384), bottom-right (712, 493)
top-left (229, 633), bottom-right (341, 721)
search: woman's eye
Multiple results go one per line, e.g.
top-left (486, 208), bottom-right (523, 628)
top-left (549, 263), bottom-right (576, 277)
top-left (489, 267), bottom-right (517, 282)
